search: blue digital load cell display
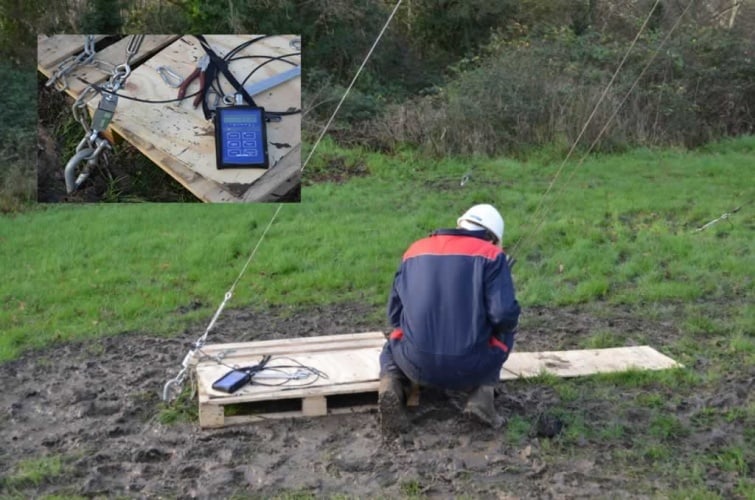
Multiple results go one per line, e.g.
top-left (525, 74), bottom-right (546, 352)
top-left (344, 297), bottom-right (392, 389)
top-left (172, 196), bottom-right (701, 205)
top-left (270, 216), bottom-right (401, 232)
top-left (214, 106), bottom-right (269, 169)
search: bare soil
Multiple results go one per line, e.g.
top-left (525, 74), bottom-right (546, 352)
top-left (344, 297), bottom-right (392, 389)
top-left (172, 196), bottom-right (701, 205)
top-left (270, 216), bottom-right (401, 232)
top-left (0, 303), bottom-right (751, 498)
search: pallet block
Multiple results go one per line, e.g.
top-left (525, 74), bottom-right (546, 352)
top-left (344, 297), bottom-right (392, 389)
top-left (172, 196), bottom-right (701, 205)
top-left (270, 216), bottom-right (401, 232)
top-left (194, 331), bottom-right (682, 428)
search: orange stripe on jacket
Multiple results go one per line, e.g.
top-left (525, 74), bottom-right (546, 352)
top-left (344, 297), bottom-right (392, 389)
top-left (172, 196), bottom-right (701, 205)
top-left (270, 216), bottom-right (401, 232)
top-left (489, 336), bottom-right (509, 353)
top-left (403, 234), bottom-right (502, 262)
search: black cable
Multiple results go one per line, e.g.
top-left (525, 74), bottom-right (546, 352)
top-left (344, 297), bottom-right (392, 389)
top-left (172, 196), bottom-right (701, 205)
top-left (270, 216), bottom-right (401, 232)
top-left (197, 349), bottom-right (328, 388)
top-left (207, 53), bottom-right (300, 101)
top-left (80, 39), bottom-right (300, 111)
top-left (89, 82), bottom-right (199, 104)
top-left (236, 53), bottom-right (300, 86)
top-left (248, 365), bottom-right (325, 387)
top-left (266, 110), bottom-right (301, 116)
top-left (224, 34), bottom-right (273, 61)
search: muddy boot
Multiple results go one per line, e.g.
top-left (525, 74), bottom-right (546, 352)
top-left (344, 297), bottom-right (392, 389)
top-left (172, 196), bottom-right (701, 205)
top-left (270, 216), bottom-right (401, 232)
top-left (378, 375), bottom-right (410, 437)
top-left (463, 385), bottom-right (504, 429)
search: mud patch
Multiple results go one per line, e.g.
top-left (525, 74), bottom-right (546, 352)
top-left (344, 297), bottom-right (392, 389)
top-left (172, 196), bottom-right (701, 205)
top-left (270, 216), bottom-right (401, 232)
top-left (0, 302), bottom-right (749, 498)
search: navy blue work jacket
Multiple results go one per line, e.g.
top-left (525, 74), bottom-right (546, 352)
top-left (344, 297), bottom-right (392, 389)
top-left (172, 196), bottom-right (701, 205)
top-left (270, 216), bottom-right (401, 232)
top-left (388, 228), bottom-right (520, 358)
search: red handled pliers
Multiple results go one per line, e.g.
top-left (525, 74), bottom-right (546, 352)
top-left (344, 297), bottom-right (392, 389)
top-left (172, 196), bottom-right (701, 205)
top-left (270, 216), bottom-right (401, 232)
top-left (177, 55), bottom-right (210, 108)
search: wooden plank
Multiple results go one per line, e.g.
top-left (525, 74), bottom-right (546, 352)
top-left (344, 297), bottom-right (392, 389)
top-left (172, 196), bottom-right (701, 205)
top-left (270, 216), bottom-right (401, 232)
top-left (197, 351), bottom-right (383, 403)
top-left (218, 406), bottom-right (375, 428)
top-left (195, 331), bottom-right (386, 364)
top-left (37, 34), bottom-right (109, 73)
top-left (113, 34), bottom-right (301, 202)
top-left (66, 35), bottom-right (180, 95)
top-left (199, 331), bottom-right (385, 354)
top-left (240, 144), bottom-right (301, 202)
top-left (195, 334), bottom-right (682, 428)
top-left (112, 119), bottom-right (242, 202)
top-left (37, 35), bottom-right (179, 96)
top-left (500, 346), bottom-right (682, 380)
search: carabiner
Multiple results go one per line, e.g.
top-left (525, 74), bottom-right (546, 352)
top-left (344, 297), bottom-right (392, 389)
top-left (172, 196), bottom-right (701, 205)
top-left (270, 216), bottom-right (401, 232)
top-left (156, 66), bottom-right (184, 88)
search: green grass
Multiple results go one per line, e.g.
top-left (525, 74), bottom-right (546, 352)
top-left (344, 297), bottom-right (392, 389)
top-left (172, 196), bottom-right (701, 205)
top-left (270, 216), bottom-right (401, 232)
top-left (156, 385), bottom-right (197, 424)
top-left (2, 455), bottom-right (64, 489)
top-left (399, 479), bottom-right (425, 499)
top-left (503, 415), bottom-right (532, 443)
top-left (1, 136), bottom-right (753, 498)
top-left (1, 136), bottom-right (752, 360)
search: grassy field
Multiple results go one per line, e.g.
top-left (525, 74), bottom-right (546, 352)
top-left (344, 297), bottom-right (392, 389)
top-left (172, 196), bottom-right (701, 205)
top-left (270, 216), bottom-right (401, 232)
top-left (1, 136), bottom-right (752, 361)
top-left (0, 136), bottom-right (753, 497)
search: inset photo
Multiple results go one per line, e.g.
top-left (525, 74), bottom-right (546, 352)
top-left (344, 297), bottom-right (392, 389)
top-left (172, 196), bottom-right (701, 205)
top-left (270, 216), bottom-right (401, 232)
top-left (37, 34), bottom-right (301, 202)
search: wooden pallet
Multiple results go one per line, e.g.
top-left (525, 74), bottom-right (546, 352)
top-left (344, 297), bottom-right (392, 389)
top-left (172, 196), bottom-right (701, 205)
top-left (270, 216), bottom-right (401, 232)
top-left (194, 331), bottom-right (682, 428)
top-left (37, 34), bottom-right (301, 202)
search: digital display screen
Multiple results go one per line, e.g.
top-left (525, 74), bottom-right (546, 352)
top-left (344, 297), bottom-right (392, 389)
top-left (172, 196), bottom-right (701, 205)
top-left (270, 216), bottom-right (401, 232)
top-left (222, 113), bottom-right (259, 124)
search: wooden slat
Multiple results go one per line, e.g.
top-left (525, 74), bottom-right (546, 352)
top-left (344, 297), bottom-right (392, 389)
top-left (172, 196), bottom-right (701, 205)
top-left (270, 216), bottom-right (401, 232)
top-left (197, 350), bottom-right (383, 403)
top-left (37, 35), bottom-right (180, 97)
top-left (66, 35), bottom-right (181, 95)
top-left (220, 406), bottom-right (374, 427)
top-left (194, 333), bottom-right (682, 428)
top-left (241, 144), bottom-right (301, 202)
top-left (195, 331), bottom-right (386, 364)
top-left (200, 331), bottom-right (384, 353)
top-left (37, 34), bottom-right (109, 73)
top-left (112, 120), bottom-right (242, 202)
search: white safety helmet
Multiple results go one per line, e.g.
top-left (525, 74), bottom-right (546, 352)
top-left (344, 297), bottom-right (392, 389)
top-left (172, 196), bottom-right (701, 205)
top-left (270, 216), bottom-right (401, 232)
top-left (457, 204), bottom-right (504, 245)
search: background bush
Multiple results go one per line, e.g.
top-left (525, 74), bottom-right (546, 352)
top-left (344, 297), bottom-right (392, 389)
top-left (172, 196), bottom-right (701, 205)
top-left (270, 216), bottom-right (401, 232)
top-left (0, 0), bottom-right (753, 208)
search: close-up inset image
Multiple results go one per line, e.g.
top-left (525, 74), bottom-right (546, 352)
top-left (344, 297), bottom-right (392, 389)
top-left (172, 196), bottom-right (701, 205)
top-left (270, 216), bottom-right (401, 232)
top-left (37, 34), bottom-right (301, 202)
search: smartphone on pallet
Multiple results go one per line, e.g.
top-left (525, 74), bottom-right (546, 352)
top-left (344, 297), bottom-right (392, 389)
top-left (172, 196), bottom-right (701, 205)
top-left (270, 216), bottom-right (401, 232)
top-left (212, 369), bottom-right (251, 393)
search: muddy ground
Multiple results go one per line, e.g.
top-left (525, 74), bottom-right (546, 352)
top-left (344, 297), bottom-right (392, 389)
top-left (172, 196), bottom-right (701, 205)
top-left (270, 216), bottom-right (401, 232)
top-left (0, 303), bottom-right (751, 498)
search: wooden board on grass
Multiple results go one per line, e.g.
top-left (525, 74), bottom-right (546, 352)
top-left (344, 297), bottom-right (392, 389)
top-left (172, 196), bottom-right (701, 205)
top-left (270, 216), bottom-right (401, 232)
top-left (194, 331), bottom-right (683, 428)
top-left (500, 346), bottom-right (682, 379)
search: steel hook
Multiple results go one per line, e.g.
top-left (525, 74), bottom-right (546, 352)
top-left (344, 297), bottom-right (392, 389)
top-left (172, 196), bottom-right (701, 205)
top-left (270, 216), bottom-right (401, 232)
top-left (64, 147), bottom-right (95, 193)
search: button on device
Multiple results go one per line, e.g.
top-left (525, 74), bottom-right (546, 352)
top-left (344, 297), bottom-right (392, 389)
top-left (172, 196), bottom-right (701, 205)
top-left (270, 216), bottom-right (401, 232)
top-left (243, 141), bottom-right (256, 148)
top-left (228, 141), bottom-right (240, 148)
top-left (229, 149), bottom-right (241, 157)
top-left (228, 132), bottom-right (241, 139)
